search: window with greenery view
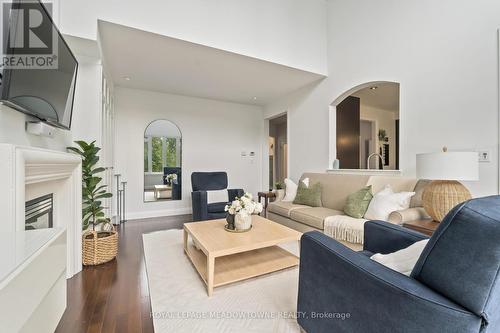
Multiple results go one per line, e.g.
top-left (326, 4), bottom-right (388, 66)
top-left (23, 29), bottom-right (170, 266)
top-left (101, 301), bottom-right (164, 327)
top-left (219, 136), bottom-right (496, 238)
top-left (144, 136), bottom-right (179, 172)
top-left (144, 141), bottom-right (148, 172)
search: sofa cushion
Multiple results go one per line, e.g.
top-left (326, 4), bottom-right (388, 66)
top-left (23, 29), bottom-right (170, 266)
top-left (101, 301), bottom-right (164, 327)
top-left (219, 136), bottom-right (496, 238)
top-left (290, 207), bottom-right (344, 230)
top-left (267, 201), bottom-right (308, 217)
top-left (207, 202), bottom-right (227, 213)
top-left (206, 189), bottom-right (229, 204)
top-left (300, 173), bottom-right (371, 210)
top-left (366, 176), bottom-right (418, 195)
top-left (364, 185), bottom-right (415, 221)
top-left (344, 185), bottom-right (373, 218)
top-left (282, 178), bottom-right (299, 202)
top-left (293, 181), bottom-right (322, 207)
top-left (371, 239), bottom-right (429, 276)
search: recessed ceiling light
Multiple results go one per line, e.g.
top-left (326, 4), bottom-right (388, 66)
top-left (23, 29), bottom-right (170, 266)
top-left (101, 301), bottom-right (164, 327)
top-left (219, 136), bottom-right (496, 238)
top-left (253, 97), bottom-right (258, 100)
top-left (123, 76), bottom-right (131, 81)
top-left (370, 86), bottom-right (378, 90)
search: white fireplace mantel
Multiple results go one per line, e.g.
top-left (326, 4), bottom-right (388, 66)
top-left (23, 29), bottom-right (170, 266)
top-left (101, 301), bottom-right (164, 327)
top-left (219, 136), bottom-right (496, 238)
top-left (0, 144), bottom-right (83, 278)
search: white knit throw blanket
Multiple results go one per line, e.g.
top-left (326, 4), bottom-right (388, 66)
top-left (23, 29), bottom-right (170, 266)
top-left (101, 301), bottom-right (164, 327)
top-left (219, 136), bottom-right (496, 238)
top-left (323, 215), bottom-right (367, 244)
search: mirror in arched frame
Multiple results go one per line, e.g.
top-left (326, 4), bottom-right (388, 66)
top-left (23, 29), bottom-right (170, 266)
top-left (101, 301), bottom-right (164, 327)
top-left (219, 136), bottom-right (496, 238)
top-left (143, 120), bottom-right (182, 202)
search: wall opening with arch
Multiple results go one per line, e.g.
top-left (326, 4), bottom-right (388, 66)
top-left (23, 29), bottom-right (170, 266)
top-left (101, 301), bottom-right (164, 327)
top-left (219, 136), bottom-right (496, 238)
top-left (329, 81), bottom-right (400, 171)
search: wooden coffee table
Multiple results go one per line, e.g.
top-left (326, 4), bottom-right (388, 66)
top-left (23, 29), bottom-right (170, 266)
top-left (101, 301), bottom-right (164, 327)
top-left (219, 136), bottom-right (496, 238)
top-left (183, 215), bottom-right (301, 296)
top-left (154, 184), bottom-right (171, 199)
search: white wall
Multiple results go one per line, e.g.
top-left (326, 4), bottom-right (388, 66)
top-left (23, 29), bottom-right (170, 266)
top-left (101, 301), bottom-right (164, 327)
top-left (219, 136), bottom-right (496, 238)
top-left (59, 0), bottom-right (328, 75)
top-left (70, 62), bottom-right (103, 145)
top-left (114, 87), bottom-right (264, 219)
top-left (265, 0), bottom-right (500, 197)
top-left (264, 80), bottom-right (330, 181)
top-left (0, 104), bottom-right (72, 150)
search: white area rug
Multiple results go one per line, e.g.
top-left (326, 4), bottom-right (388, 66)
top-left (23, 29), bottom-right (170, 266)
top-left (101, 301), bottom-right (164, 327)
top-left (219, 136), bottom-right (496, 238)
top-left (142, 229), bottom-right (301, 333)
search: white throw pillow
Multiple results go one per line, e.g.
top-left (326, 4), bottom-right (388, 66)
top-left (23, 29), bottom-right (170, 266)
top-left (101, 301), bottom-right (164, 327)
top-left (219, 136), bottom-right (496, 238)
top-left (206, 189), bottom-right (229, 204)
top-left (370, 239), bottom-right (429, 276)
top-left (364, 185), bottom-right (415, 221)
top-left (302, 177), bottom-right (310, 188)
top-left (282, 178), bottom-right (298, 202)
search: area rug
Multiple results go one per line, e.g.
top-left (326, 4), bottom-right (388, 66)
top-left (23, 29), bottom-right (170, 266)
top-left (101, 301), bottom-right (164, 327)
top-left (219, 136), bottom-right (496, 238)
top-left (142, 229), bottom-right (301, 333)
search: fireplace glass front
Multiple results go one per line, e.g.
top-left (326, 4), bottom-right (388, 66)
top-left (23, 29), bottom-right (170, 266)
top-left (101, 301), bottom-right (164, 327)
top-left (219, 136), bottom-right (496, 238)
top-left (25, 194), bottom-right (54, 230)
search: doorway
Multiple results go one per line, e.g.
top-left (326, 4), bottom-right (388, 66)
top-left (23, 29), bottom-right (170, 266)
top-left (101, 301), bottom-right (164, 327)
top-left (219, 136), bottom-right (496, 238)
top-left (269, 114), bottom-right (288, 190)
top-left (360, 119), bottom-right (376, 169)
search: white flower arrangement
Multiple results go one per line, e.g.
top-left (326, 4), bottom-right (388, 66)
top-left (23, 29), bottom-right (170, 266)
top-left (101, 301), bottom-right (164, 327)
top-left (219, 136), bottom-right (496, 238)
top-left (166, 173), bottom-right (177, 181)
top-left (225, 192), bottom-right (263, 217)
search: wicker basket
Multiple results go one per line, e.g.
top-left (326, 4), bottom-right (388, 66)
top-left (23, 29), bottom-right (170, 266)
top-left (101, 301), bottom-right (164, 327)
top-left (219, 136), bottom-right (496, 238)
top-left (82, 227), bottom-right (118, 266)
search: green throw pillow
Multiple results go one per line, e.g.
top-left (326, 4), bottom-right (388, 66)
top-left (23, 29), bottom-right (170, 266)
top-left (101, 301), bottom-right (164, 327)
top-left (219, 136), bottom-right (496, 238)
top-left (293, 181), bottom-right (322, 207)
top-left (344, 185), bottom-right (373, 218)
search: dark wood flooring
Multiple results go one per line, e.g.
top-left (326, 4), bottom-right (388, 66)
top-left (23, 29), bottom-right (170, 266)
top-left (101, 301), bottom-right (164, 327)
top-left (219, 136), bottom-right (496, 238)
top-left (55, 215), bottom-right (192, 333)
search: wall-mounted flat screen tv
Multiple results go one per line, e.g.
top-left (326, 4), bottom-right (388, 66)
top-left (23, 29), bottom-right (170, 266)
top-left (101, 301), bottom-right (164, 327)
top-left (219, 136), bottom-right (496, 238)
top-left (0, 0), bottom-right (78, 130)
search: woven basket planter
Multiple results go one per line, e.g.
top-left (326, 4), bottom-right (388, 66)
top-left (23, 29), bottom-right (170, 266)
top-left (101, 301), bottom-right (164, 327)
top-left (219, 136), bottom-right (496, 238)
top-left (82, 228), bottom-right (118, 266)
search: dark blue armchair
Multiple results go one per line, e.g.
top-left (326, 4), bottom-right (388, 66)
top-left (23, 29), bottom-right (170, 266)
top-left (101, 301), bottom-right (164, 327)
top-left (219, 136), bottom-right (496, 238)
top-left (191, 172), bottom-right (244, 221)
top-left (298, 196), bottom-right (500, 333)
top-left (163, 167), bottom-right (182, 200)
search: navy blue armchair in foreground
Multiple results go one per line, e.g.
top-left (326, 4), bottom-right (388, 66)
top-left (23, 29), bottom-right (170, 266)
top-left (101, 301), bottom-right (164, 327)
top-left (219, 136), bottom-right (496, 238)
top-left (298, 196), bottom-right (500, 333)
top-left (191, 172), bottom-right (244, 221)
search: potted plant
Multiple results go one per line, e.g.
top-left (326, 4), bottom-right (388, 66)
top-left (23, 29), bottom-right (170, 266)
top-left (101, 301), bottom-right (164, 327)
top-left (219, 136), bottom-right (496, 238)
top-left (67, 141), bottom-right (117, 266)
top-left (378, 129), bottom-right (388, 142)
top-left (274, 182), bottom-right (285, 201)
top-left (224, 193), bottom-right (263, 231)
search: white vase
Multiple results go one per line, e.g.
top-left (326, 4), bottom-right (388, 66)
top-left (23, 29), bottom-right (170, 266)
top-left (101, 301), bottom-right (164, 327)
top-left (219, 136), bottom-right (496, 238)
top-left (235, 214), bottom-right (252, 230)
top-left (274, 189), bottom-right (285, 201)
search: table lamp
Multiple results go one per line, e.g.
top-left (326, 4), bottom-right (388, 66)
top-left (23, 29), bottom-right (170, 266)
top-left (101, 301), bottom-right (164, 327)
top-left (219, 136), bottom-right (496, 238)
top-left (416, 147), bottom-right (478, 222)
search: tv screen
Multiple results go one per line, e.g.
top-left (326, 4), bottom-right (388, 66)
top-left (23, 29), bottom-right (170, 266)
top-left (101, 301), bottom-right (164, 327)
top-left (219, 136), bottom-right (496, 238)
top-left (0, 0), bottom-right (78, 130)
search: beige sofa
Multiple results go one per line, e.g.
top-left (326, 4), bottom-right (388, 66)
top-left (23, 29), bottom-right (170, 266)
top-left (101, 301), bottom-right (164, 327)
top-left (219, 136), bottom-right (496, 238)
top-left (267, 173), bottom-right (430, 250)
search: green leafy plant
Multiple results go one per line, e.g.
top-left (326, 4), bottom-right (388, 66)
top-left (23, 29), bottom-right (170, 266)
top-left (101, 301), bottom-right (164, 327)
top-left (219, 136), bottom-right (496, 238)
top-left (275, 182), bottom-right (284, 190)
top-left (67, 141), bottom-right (113, 230)
top-left (378, 129), bottom-right (388, 141)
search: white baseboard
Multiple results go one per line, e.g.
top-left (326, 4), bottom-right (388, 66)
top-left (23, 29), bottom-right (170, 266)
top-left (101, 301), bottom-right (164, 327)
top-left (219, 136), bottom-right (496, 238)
top-left (124, 207), bottom-right (192, 220)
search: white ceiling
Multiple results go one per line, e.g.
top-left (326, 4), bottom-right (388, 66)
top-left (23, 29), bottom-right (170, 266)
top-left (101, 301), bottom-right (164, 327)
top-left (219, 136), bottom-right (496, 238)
top-left (63, 34), bottom-right (100, 64)
top-left (352, 82), bottom-right (400, 112)
top-left (97, 21), bottom-right (325, 106)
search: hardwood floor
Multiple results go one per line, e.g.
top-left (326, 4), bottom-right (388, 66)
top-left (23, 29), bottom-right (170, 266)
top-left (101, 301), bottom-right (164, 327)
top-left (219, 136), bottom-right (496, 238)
top-left (55, 215), bottom-right (192, 333)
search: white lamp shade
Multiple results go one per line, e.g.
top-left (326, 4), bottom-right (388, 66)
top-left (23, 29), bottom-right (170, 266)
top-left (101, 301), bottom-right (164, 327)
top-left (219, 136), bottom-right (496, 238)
top-left (416, 152), bottom-right (479, 181)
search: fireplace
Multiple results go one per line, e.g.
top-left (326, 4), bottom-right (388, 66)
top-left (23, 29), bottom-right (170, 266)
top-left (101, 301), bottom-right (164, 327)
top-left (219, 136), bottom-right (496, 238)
top-left (1, 144), bottom-right (82, 278)
top-left (25, 194), bottom-right (54, 230)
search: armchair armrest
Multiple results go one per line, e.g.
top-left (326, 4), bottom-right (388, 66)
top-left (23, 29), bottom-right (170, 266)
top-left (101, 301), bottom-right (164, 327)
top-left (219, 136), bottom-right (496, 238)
top-left (227, 188), bottom-right (244, 202)
top-left (388, 207), bottom-right (431, 224)
top-left (363, 220), bottom-right (429, 254)
top-left (298, 232), bottom-right (481, 333)
top-left (191, 191), bottom-right (208, 221)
